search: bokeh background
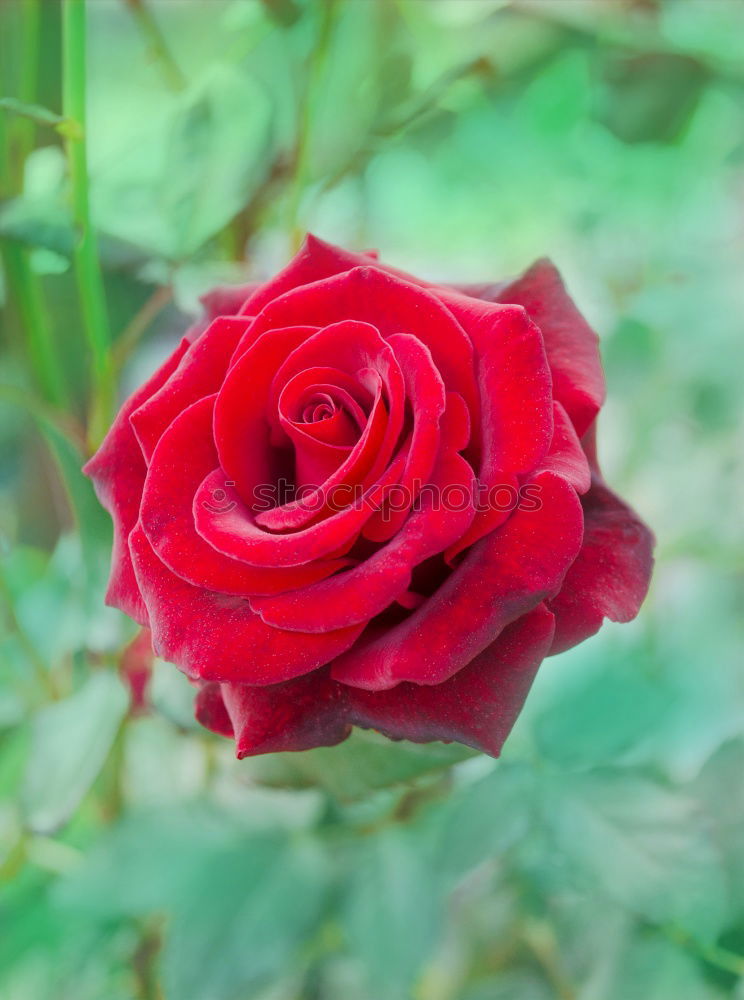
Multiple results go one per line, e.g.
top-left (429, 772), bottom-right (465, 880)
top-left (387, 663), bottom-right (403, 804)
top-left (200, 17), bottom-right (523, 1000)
top-left (1, 1), bottom-right (743, 998)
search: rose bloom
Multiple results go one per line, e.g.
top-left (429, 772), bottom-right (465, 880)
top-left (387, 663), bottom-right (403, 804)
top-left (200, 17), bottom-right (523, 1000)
top-left (85, 237), bottom-right (653, 758)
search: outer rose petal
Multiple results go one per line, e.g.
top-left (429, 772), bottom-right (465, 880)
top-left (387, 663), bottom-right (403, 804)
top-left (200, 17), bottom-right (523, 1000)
top-left (434, 298), bottom-right (554, 559)
top-left (348, 604), bottom-right (555, 755)
top-left (331, 471), bottom-right (583, 689)
top-left (184, 282), bottom-right (260, 343)
top-left (197, 605), bottom-right (555, 758)
top-left (221, 673), bottom-right (352, 756)
top-left (536, 401), bottom-right (591, 494)
top-left (194, 682), bottom-right (234, 738)
top-left (489, 259), bottom-right (606, 437)
top-left (362, 332), bottom-right (446, 543)
top-left (548, 480), bottom-right (655, 654)
top-left (240, 235), bottom-right (380, 315)
top-left (119, 627), bottom-right (153, 714)
top-left (199, 282), bottom-right (258, 321)
top-left (83, 338), bottom-right (190, 624)
top-left (128, 523), bottom-right (365, 684)
top-left (131, 315), bottom-right (251, 463)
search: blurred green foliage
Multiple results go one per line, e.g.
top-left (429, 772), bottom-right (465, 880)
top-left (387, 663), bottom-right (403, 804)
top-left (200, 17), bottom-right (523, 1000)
top-left (1, 1), bottom-right (743, 998)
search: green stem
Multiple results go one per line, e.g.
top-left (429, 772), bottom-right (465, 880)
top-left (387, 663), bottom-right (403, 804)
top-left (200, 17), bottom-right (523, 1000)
top-left (62, 0), bottom-right (114, 446)
top-left (0, 243), bottom-right (67, 407)
top-left (123, 0), bottom-right (186, 92)
top-left (0, 0), bottom-right (68, 408)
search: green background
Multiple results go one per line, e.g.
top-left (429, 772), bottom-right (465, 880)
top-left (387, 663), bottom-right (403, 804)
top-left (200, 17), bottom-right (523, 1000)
top-left (1, 1), bottom-right (743, 998)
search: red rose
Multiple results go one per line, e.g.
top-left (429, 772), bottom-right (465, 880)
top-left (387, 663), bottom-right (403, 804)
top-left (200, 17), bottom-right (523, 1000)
top-left (85, 236), bottom-right (653, 758)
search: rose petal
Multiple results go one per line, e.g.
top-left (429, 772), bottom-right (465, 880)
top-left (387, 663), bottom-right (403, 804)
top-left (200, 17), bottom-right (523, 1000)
top-left (221, 672), bottom-right (352, 757)
top-left (129, 523), bottom-right (365, 684)
top-left (213, 324), bottom-right (321, 505)
top-left (199, 282), bottom-right (258, 320)
top-left (536, 401), bottom-right (591, 494)
top-left (240, 234), bottom-right (379, 316)
top-left (491, 259), bottom-right (606, 437)
top-left (348, 604), bottom-right (555, 755)
top-left (193, 448), bottom-right (408, 568)
top-left (200, 604), bottom-right (555, 758)
top-left (435, 299), bottom-right (554, 560)
top-left (130, 315), bottom-right (251, 463)
top-left (331, 471), bottom-right (583, 689)
top-left (256, 319), bottom-right (405, 526)
top-left (83, 338), bottom-right (190, 624)
top-left (362, 332), bottom-right (447, 543)
top-left (261, 367), bottom-right (387, 529)
top-left (548, 480), bottom-right (654, 654)
top-left (194, 682), bottom-right (234, 738)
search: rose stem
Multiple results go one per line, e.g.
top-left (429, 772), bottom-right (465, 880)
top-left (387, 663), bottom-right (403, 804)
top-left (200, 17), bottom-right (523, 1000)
top-left (0, 0), bottom-right (67, 408)
top-left (62, 0), bottom-right (114, 449)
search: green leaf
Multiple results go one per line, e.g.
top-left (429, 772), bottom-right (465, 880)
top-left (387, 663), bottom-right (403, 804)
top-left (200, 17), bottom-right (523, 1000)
top-left (0, 193), bottom-right (76, 256)
top-left (693, 739), bottom-right (744, 918)
top-left (55, 805), bottom-right (240, 918)
top-left (343, 826), bottom-right (441, 997)
top-left (247, 728), bottom-right (475, 802)
top-left (161, 834), bottom-right (329, 1000)
top-left (92, 66), bottom-right (272, 260)
top-left (22, 671), bottom-right (127, 833)
top-left (604, 935), bottom-right (726, 1000)
top-left (534, 658), bottom-right (669, 769)
top-left (429, 762), bottom-right (534, 887)
top-left (597, 52), bottom-right (709, 145)
top-left (59, 806), bottom-right (329, 999)
top-left (542, 770), bottom-right (729, 943)
top-left (461, 973), bottom-right (553, 1000)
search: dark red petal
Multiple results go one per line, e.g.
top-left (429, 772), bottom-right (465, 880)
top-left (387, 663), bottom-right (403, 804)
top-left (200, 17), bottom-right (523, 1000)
top-left (130, 315), bottom-right (251, 463)
top-left (221, 673), bottom-right (351, 757)
top-left (199, 283), bottom-right (259, 321)
top-left (82, 338), bottom-right (190, 624)
top-left (436, 300), bottom-right (554, 560)
top-left (331, 471), bottom-right (583, 689)
top-left (195, 682), bottom-right (234, 738)
top-left (536, 402), bottom-right (591, 494)
top-left (199, 604), bottom-right (554, 758)
top-left (548, 480), bottom-right (654, 654)
top-left (249, 392), bottom-right (475, 631)
top-left (234, 266), bottom-right (480, 422)
top-left (128, 523), bottom-right (365, 684)
top-left (348, 604), bottom-right (555, 756)
top-left (119, 627), bottom-right (153, 714)
top-left (140, 395), bottom-right (352, 595)
top-left (491, 259), bottom-right (606, 437)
